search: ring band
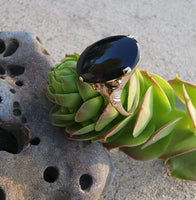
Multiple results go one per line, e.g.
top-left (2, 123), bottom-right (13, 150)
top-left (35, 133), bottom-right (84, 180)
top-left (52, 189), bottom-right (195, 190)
top-left (89, 66), bottom-right (140, 116)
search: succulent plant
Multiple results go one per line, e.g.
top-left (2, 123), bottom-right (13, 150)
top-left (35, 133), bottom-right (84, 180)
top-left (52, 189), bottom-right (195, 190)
top-left (46, 51), bottom-right (196, 181)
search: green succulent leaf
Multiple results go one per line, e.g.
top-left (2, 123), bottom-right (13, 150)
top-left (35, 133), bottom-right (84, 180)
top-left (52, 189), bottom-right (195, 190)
top-left (76, 79), bottom-right (99, 101)
top-left (101, 114), bottom-right (134, 141)
top-left (104, 120), bottom-right (155, 149)
top-left (48, 71), bottom-right (54, 85)
top-left (51, 119), bottom-right (72, 127)
top-left (183, 84), bottom-right (196, 132)
top-left (133, 86), bottom-right (153, 137)
top-left (75, 96), bottom-right (104, 122)
top-left (54, 93), bottom-right (82, 108)
top-left (66, 122), bottom-right (96, 136)
top-left (137, 69), bottom-right (145, 96)
top-left (95, 103), bottom-right (119, 132)
top-left (61, 75), bottom-right (78, 93)
top-left (141, 117), bottom-right (182, 149)
top-left (141, 70), bottom-right (171, 113)
top-left (55, 65), bottom-right (73, 76)
top-left (168, 76), bottom-right (196, 107)
top-left (51, 75), bottom-right (64, 93)
top-left (61, 57), bottom-right (76, 62)
top-left (150, 73), bottom-right (175, 108)
top-left (51, 110), bottom-right (76, 121)
top-left (59, 60), bottom-right (77, 69)
top-left (45, 85), bottom-right (55, 102)
top-left (91, 114), bottom-right (133, 142)
top-left (120, 134), bottom-right (172, 161)
top-left (161, 128), bottom-right (196, 161)
top-left (174, 94), bottom-right (186, 111)
top-left (170, 150), bottom-right (196, 180)
top-left (50, 106), bottom-right (75, 127)
top-left (127, 72), bottom-right (140, 112)
top-left (66, 131), bottom-right (98, 141)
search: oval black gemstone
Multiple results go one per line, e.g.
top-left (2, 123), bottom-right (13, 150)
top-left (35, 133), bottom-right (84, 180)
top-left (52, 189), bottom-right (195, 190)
top-left (77, 35), bottom-right (140, 83)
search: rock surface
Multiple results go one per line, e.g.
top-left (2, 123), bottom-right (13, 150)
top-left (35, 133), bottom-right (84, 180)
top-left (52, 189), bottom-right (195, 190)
top-left (0, 32), bottom-right (115, 200)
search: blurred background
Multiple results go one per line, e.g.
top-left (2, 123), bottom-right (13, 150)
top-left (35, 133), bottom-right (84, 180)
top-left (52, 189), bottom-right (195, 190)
top-left (1, 0), bottom-right (196, 199)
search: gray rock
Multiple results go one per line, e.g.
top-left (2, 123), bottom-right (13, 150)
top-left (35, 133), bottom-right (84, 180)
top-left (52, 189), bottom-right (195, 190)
top-left (0, 31), bottom-right (115, 200)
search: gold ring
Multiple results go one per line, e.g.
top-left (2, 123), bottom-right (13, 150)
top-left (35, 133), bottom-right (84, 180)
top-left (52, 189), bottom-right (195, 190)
top-left (77, 35), bottom-right (140, 116)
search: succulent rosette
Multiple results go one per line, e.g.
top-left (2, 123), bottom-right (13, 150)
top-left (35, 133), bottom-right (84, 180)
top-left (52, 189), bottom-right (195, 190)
top-left (46, 52), bottom-right (196, 181)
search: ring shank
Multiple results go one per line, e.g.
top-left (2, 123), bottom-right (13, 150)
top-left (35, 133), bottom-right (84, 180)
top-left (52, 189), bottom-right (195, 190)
top-left (90, 66), bottom-right (139, 116)
top-left (109, 69), bottom-right (139, 116)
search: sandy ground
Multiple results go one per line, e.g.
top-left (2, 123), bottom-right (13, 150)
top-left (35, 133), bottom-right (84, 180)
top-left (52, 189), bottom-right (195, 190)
top-left (1, 0), bottom-right (196, 199)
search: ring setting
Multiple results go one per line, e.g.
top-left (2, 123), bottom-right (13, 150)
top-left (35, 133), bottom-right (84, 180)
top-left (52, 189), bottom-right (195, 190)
top-left (77, 35), bottom-right (140, 116)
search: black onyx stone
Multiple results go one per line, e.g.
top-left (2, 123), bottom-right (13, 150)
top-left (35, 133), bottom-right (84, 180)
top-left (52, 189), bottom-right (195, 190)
top-left (77, 35), bottom-right (140, 83)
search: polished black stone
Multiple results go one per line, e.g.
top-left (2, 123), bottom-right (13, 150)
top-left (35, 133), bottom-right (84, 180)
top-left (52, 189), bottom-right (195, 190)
top-left (77, 35), bottom-right (140, 83)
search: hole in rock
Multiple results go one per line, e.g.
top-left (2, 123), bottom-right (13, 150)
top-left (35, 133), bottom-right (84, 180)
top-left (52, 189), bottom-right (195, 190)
top-left (21, 116), bottom-right (27, 123)
top-left (0, 65), bottom-right (5, 75)
top-left (0, 97), bottom-right (2, 103)
top-left (0, 187), bottom-right (6, 200)
top-left (3, 39), bottom-right (19, 57)
top-left (15, 80), bottom-right (24, 86)
top-left (44, 166), bottom-right (59, 183)
top-left (7, 65), bottom-right (25, 77)
top-left (41, 47), bottom-right (50, 55)
top-left (13, 101), bottom-right (20, 108)
top-left (79, 174), bottom-right (93, 191)
top-left (10, 88), bottom-right (16, 94)
top-left (35, 36), bottom-right (42, 44)
top-left (0, 39), bottom-right (5, 54)
top-left (13, 109), bottom-right (21, 116)
top-left (30, 137), bottom-right (40, 145)
top-left (0, 122), bottom-right (30, 154)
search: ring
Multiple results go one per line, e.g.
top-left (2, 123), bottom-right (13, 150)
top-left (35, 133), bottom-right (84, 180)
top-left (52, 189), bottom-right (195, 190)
top-left (77, 35), bottom-right (140, 116)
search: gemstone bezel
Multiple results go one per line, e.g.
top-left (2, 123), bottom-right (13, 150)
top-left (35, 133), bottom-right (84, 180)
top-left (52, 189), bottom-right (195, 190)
top-left (77, 35), bottom-right (140, 83)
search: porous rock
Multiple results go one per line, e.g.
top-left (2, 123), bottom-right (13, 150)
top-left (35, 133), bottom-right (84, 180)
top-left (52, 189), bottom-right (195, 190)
top-left (0, 32), bottom-right (115, 200)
